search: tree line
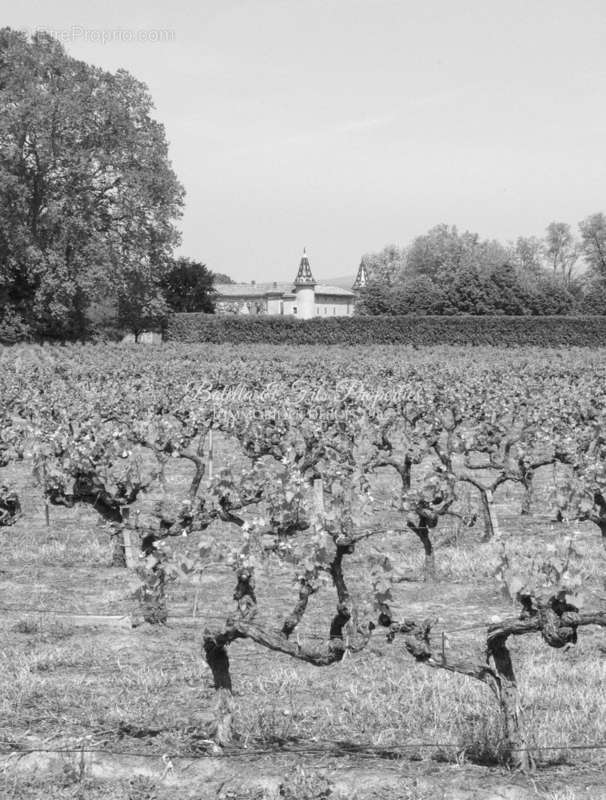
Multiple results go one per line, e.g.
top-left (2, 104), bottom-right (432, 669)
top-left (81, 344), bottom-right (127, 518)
top-left (356, 219), bottom-right (606, 315)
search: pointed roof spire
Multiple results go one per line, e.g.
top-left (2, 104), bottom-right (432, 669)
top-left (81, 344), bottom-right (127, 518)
top-left (352, 260), bottom-right (368, 290)
top-left (294, 247), bottom-right (315, 285)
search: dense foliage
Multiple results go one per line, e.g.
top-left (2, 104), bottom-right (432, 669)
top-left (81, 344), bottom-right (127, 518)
top-left (356, 221), bottom-right (606, 316)
top-left (211, 272), bottom-right (235, 285)
top-left (0, 28), bottom-right (184, 339)
top-left (160, 257), bottom-right (216, 313)
top-left (166, 313), bottom-right (606, 346)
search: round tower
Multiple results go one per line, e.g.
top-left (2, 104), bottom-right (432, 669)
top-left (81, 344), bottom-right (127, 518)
top-left (293, 248), bottom-right (316, 319)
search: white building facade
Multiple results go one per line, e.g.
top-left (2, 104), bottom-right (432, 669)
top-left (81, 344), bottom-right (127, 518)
top-left (214, 250), bottom-right (367, 318)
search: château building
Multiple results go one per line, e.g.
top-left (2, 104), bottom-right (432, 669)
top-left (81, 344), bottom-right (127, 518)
top-left (214, 250), bottom-right (368, 319)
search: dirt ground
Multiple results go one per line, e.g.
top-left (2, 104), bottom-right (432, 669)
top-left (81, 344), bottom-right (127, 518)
top-left (2, 453), bottom-right (606, 799)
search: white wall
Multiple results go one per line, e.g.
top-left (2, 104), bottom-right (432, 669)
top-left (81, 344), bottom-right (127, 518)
top-left (314, 295), bottom-right (353, 317)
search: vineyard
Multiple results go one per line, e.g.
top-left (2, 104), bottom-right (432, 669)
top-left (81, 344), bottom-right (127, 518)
top-left (2, 342), bottom-right (606, 799)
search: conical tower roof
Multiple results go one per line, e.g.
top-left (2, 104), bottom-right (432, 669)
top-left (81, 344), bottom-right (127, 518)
top-left (294, 248), bottom-right (316, 285)
top-left (352, 260), bottom-right (368, 290)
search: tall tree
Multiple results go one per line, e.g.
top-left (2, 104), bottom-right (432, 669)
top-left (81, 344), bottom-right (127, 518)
top-left (397, 275), bottom-right (445, 314)
top-left (511, 236), bottom-right (545, 275)
top-left (0, 28), bottom-right (184, 337)
top-left (360, 244), bottom-right (406, 286)
top-left (406, 225), bottom-right (480, 280)
top-left (160, 257), bottom-right (216, 313)
top-left (579, 212), bottom-right (606, 278)
top-left (526, 274), bottom-right (575, 315)
top-left (440, 264), bottom-right (497, 315)
top-left (117, 268), bottom-right (169, 341)
top-left (545, 222), bottom-right (579, 287)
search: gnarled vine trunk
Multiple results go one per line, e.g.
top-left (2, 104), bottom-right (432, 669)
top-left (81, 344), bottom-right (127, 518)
top-left (487, 633), bottom-right (531, 770)
top-left (136, 565), bottom-right (168, 624)
top-left (408, 521), bottom-right (436, 582)
top-left (111, 529), bottom-right (128, 567)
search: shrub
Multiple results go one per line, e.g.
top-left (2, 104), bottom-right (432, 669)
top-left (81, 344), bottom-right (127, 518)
top-left (165, 314), bottom-right (606, 347)
top-left (0, 307), bottom-right (31, 344)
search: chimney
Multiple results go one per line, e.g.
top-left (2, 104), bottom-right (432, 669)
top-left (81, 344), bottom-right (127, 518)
top-left (273, 281), bottom-right (277, 288)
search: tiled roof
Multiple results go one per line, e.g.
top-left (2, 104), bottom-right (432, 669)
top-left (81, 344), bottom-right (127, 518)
top-left (215, 282), bottom-right (293, 297)
top-left (314, 284), bottom-right (356, 297)
top-left (215, 282), bottom-right (355, 298)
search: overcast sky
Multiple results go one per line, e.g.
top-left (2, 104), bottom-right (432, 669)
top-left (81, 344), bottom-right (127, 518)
top-left (6, 0), bottom-right (606, 281)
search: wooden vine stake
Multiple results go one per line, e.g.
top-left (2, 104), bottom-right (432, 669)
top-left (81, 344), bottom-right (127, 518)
top-left (111, 528), bottom-right (128, 568)
top-left (122, 527), bottom-right (138, 570)
top-left (42, 464), bottom-right (50, 528)
top-left (313, 477), bottom-right (325, 518)
top-left (480, 488), bottom-right (501, 541)
top-left (208, 427), bottom-right (214, 481)
top-left (485, 489), bottom-right (501, 540)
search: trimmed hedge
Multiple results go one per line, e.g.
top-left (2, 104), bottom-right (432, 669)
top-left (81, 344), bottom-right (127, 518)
top-left (165, 314), bottom-right (606, 347)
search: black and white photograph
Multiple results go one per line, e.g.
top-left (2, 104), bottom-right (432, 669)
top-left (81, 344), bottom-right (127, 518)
top-left (2, 2), bottom-right (606, 798)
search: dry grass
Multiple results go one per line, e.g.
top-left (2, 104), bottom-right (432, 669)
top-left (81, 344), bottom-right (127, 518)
top-left (2, 537), bottom-right (606, 768)
top-left (2, 445), bottom-right (606, 798)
